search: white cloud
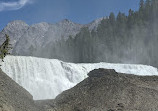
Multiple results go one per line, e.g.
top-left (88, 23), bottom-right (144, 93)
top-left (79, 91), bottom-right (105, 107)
top-left (0, 0), bottom-right (33, 11)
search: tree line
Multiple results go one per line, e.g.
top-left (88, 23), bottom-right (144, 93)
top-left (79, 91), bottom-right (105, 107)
top-left (41, 0), bottom-right (158, 67)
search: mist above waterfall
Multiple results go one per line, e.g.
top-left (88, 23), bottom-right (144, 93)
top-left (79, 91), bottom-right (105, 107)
top-left (39, 0), bottom-right (158, 68)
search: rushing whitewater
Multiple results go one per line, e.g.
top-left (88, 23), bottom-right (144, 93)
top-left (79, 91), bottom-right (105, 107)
top-left (1, 56), bottom-right (158, 100)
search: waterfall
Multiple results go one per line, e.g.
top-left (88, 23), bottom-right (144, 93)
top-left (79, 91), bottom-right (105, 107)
top-left (1, 56), bottom-right (158, 100)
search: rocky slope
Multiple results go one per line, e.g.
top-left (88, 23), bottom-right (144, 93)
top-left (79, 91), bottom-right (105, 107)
top-left (38, 68), bottom-right (158, 111)
top-left (0, 68), bottom-right (42, 111)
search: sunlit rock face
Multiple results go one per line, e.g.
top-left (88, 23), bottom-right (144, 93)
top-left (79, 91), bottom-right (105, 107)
top-left (1, 56), bottom-right (158, 100)
top-left (0, 20), bottom-right (29, 47)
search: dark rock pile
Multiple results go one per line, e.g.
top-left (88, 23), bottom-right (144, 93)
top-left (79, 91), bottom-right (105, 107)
top-left (43, 68), bottom-right (158, 111)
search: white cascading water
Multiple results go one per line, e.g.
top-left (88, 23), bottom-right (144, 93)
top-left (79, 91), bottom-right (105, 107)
top-left (1, 56), bottom-right (158, 100)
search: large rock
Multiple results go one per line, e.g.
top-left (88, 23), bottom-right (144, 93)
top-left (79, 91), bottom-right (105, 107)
top-left (87, 68), bottom-right (117, 77)
top-left (42, 68), bottom-right (158, 111)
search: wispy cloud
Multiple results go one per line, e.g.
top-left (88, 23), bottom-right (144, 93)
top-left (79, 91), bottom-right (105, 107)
top-left (0, 0), bottom-right (33, 11)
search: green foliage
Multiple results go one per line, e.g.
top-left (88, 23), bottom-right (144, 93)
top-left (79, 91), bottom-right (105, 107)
top-left (0, 34), bottom-right (12, 62)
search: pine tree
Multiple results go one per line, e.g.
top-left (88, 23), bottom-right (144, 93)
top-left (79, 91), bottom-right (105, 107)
top-left (0, 34), bottom-right (12, 63)
top-left (140, 0), bottom-right (144, 10)
top-left (109, 12), bottom-right (115, 25)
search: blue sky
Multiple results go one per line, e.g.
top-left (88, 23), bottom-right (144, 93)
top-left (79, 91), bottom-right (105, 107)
top-left (0, 0), bottom-right (140, 31)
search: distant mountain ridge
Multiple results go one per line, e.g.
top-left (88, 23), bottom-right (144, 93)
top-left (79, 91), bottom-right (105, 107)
top-left (0, 18), bottom-right (103, 56)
